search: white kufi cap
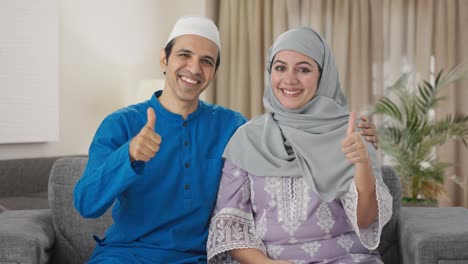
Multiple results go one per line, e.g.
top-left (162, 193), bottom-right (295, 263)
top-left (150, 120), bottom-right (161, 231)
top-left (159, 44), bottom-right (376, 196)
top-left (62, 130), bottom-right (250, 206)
top-left (167, 16), bottom-right (221, 51)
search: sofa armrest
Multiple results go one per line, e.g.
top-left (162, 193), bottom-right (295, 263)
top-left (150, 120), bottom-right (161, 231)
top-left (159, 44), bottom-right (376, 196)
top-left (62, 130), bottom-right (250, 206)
top-left (0, 209), bottom-right (55, 264)
top-left (398, 207), bottom-right (468, 264)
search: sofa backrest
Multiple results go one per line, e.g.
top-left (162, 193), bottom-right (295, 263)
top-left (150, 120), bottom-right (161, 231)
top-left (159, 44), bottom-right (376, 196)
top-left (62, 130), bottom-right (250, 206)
top-left (0, 156), bottom-right (62, 197)
top-left (48, 156), bottom-right (112, 264)
top-left (378, 165), bottom-right (402, 264)
top-left (48, 157), bottom-right (402, 264)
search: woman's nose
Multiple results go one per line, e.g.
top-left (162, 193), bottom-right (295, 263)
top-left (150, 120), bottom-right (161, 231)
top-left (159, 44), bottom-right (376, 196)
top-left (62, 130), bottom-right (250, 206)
top-left (283, 70), bottom-right (298, 84)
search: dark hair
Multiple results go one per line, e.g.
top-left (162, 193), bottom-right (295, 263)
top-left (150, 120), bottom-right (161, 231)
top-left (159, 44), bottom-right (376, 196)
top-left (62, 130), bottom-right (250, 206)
top-left (164, 38), bottom-right (221, 72)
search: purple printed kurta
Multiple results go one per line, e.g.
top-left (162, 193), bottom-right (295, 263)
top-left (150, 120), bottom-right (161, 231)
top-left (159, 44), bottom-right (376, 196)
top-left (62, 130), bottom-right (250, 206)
top-left (207, 160), bottom-right (392, 264)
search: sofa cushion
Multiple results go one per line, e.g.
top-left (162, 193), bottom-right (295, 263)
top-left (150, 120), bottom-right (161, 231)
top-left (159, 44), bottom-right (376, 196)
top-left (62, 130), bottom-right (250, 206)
top-left (0, 192), bottom-right (49, 210)
top-left (48, 157), bottom-right (112, 264)
top-left (399, 207), bottom-right (468, 264)
top-left (0, 209), bottom-right (54, 264)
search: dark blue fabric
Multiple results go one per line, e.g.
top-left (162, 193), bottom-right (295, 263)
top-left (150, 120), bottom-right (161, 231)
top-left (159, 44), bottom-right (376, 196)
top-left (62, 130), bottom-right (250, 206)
top-left (74, 90), bottom-right (246, 263)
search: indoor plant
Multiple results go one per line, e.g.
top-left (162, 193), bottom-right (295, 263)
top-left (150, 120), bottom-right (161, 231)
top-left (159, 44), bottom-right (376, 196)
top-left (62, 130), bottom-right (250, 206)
top-left (372, 64), bottom-right (468, 204)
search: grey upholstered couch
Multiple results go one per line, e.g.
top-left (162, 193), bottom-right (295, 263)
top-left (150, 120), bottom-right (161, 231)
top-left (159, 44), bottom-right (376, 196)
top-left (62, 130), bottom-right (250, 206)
top-left (0, 156), bottom-right (467, 264)
top-left (0, 157), bottom-right (63, 210)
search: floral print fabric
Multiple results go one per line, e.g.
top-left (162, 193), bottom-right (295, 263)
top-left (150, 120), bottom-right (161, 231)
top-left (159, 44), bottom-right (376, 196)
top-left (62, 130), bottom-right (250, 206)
top-left (207, 160), bottom-right (392, 264)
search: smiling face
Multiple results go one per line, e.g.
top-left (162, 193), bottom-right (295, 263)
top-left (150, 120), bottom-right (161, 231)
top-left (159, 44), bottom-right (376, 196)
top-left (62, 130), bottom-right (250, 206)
top-left (270, 50), bottom-right (321, 109)
top-left (160, 34), bottom-right (218, 112)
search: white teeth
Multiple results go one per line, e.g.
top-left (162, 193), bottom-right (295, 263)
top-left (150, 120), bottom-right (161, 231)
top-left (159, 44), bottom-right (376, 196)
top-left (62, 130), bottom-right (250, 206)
top-left (283, 89), bottom-right (301, 95)
top-left (181, 76), bottom-right (197, 84)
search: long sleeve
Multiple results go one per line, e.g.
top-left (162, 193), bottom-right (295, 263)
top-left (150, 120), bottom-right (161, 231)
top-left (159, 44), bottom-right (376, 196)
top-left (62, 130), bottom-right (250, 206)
top-left (207, 160), bottom-right (265, 263)
top-left (74, 114), bottom-right (144, 218)
top-left (340, 178), bottom-right (393, 250)
top-left (72, 92), bottom-right (248, 261)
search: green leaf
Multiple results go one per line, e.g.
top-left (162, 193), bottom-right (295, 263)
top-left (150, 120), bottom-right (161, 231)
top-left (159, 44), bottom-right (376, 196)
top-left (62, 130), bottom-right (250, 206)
top-left (375, 62), bottom-right (468, 200)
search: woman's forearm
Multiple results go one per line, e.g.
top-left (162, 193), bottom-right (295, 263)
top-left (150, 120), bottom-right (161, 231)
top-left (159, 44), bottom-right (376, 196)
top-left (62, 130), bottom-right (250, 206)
top-left (354, 160), bottom-right (378, 228)
top-left (229, 248), bottom-right (292, 264)
top-left (229, 248), bottom-right (271, 264)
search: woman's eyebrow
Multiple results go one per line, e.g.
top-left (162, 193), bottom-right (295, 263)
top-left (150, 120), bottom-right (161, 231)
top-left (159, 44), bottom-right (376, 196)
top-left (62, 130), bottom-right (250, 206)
top-left (273, 59), bottom-right (313, 67)
top-left (273, 60), bottom-right (287, 64)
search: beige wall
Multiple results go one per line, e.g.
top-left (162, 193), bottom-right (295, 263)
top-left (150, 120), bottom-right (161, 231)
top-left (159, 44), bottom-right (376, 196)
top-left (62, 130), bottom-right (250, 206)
top-left (0, 0), bottom-right (208, 159)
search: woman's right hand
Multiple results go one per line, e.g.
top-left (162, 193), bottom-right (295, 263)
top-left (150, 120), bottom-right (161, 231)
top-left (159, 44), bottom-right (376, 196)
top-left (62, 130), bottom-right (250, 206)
top-left (229, 248), bottom-right (293, 264)
top-left (270, 260), bottom-right (293, 264)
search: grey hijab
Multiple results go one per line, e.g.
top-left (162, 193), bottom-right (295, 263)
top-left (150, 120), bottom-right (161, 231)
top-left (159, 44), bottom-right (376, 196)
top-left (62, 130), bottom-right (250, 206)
top-left (223, 27), bottom-right (381, 202)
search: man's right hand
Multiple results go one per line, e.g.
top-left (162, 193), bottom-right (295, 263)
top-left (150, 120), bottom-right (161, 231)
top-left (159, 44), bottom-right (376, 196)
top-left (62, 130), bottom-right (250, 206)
top-left (129, 107), bottom-right (162, 162)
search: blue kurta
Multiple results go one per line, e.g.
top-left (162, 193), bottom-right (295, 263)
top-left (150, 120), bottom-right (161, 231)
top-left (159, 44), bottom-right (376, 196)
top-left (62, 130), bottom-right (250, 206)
top-left (74, 90), bottom-right (246, 263)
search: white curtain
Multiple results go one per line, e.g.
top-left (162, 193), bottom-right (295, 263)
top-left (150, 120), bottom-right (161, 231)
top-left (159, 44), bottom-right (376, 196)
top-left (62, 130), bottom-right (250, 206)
top-left (383, 0), bottom-right (468, 207)
top-left (209, 0), bottom-right (382, 117)
top-left (207, 0), bottom-right (468, 207)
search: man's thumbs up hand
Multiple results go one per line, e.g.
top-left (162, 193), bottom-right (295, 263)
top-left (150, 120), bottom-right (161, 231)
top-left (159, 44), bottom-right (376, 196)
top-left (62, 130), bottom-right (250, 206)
top-left (146, 107), bottom-right (156, 129)
top-left (129, 107), bottom-right (162, 162)
top-left (342, 112), bottom-right (369, 164)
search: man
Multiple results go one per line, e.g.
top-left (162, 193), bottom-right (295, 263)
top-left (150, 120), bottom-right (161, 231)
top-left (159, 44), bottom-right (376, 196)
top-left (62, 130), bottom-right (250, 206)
top-left (74, 16), bottom-right (378, 263)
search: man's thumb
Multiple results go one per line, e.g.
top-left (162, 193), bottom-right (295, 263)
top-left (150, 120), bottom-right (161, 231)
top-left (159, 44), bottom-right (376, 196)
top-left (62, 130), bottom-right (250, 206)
top-left (347, 111), bottom-right (356, 136)
top-left (146, 107), bottom-right (156, 129)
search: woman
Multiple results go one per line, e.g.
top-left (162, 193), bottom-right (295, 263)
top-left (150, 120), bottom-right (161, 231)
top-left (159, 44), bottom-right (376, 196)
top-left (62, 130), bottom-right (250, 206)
top-left (207, 27), bottom-right (392, 264)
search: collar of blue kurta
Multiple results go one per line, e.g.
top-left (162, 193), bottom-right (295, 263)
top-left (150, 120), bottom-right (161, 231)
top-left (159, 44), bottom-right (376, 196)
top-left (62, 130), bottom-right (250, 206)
top-left (149, 90), bottom-right (206, 122)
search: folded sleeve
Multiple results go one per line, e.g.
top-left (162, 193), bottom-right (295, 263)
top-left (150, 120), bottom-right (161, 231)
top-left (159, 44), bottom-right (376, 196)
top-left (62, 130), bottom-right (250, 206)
top-left (340, 178), bottom-right (393, 250)
top-left (207, 160), bottom-right (265, 263)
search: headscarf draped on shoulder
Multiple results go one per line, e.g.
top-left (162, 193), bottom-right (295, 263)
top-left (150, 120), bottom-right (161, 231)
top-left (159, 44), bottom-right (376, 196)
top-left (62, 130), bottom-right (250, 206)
top-left (223, 27), bottom-right (381, 202)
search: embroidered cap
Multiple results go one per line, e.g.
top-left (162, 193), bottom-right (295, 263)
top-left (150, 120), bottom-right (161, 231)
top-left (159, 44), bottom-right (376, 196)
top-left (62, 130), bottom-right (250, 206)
top-left (167, 16), bottom-right (221, 52)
